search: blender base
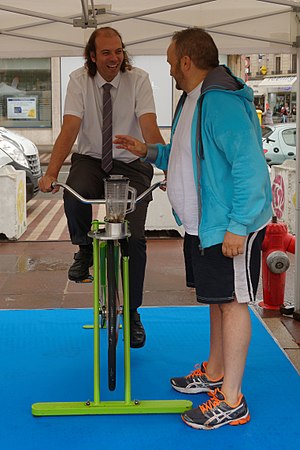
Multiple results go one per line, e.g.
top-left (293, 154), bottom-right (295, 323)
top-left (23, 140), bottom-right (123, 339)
top-left (88, 221), bottom-right (131, 240)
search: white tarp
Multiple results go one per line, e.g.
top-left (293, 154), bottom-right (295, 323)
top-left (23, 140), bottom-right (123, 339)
top-left (0, 1), bottom-right (297, 57)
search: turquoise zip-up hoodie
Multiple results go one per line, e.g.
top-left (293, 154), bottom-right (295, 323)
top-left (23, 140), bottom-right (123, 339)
top-left (146, 65), bottom-right (272, 249)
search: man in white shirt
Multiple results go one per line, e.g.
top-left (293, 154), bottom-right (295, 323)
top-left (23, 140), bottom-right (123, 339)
top-left (39, 27), bottom-right (164, 348)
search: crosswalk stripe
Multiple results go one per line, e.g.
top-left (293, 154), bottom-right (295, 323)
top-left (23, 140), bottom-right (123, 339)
top-left (48, 210), bottom-right (68, 241)
top-left (20, 200), bottom-right (106, 242)
top-left (24, 201), bottom-right (63, 241)
top-left (26, 199), bottom-right (53, 225)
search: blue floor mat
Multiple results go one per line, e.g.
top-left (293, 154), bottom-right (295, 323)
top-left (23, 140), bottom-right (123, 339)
top-left (0, 306), bottom-right (299, 450)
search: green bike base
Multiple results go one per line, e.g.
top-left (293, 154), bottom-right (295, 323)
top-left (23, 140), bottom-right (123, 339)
top-left (32, 399), bottom-right (192, 416)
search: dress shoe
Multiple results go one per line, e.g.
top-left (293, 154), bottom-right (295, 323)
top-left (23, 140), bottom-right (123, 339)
top-left (130, 311), bottom-right (146, 348)
top-left (68, 246), bottom-right (93, 282)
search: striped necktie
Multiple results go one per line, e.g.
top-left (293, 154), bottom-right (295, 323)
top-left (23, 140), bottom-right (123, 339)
top-left (101, 83), bottom-right (113, 173)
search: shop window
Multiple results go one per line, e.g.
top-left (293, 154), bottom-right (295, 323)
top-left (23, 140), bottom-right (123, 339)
top-left (0, 58), bottom-right (51, 128)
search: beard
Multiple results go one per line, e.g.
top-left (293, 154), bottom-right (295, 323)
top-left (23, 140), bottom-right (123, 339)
top-left (174, 63), bottom-right (184, 91)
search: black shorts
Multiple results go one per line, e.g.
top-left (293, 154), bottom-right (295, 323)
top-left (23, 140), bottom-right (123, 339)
top-left (184, 228), bottom-right (266, 304)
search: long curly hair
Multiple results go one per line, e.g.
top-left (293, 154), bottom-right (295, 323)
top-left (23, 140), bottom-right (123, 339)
top-left (84, 27), bottom-right (132, 77)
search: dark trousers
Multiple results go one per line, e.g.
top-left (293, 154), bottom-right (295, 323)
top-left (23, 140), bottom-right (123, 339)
top-left (64, 153), bottom-right (154, 310)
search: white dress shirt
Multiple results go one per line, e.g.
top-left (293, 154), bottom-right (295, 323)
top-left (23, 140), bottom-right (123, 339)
top-left (64, 66), bottom-right (156, 163)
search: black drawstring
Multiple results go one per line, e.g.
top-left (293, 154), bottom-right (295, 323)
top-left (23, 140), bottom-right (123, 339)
top-left (171, 91), bottom-right (187, 131)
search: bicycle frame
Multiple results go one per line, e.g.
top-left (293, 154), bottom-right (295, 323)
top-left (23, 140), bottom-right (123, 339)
top-left (32, 179), bottom-right (192, 416)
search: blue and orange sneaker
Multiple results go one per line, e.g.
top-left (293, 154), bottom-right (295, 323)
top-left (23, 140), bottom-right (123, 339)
top-left (181, 388), bottom-right (250, 430)
top-left (170, 362), bottom-right (223, 394)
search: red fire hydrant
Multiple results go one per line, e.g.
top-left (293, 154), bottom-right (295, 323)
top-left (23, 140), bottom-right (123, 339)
top-left (259, 216), bottom-right (295, 310)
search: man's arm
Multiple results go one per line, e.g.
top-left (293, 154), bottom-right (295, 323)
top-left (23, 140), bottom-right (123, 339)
top-left (139, 112), bottom-right (167, 187)
top-left (114, 135), bottom-right (147, 157)
top-left (39, 115), bottom-right (81, 193)
top-left (139, 113), bottom-right (165, 144)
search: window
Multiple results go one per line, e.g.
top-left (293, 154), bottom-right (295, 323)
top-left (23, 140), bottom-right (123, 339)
top-left (292, 54), bottom-right (297, 74)
top-left (244, 56), bottom-right (251, 80)
top-left (282, 128), bottom-right (296, 146)
top-left (275, 56), bottom-right (281, 74)
top-left (0, 58), bottom-right (51, 128)
top-left (261, 126), bottom-right (273, 138)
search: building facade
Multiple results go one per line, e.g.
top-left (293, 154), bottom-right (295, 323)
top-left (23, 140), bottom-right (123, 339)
top-left (1, 52), bottom-right (294, 147)
top-left (243, 53), bottom-right (297, 123)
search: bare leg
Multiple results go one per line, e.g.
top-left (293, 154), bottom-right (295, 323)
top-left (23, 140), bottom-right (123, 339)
top-left (219, 299), bottom-right (251, 405)
top-left (206, 304), bottom-right (224, 380)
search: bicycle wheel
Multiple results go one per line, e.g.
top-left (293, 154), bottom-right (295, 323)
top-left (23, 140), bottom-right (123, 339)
top-left (107, 240), bottom-right (120, 391)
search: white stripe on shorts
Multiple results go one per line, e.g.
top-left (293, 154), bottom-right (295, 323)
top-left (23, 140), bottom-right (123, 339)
top-left (233, 230), bottom-right (259, 304)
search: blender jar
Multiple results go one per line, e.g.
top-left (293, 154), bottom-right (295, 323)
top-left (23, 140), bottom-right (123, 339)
top-left (104, 175), bottom-right (136, 222)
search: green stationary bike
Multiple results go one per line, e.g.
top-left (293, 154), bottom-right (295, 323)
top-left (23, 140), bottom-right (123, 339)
top-left (32, 175), bottom-right (192, 416)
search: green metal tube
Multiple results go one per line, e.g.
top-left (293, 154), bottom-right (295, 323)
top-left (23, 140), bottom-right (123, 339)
top-left (99, 242), bottom-right (107, 329)
top-left (100, 242), bottom-right (107, 289)
top-left (91, 220), bottom-right (100, 404)
top-left (122, 255), bottom-right (131, 404)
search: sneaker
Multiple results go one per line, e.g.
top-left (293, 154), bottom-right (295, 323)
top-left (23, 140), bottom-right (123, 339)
top-left (170, 362), bottom-right (223, 394)
top-left (130, 311), bottom-right (146, 348)
top-left (68, 246), bottom-right (93, 282)
top-left (181, 388), bottom-right (250, 430)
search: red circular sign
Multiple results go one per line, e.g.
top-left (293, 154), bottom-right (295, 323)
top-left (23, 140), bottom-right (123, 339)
top-left (272, 175), bottom-right (285, 219)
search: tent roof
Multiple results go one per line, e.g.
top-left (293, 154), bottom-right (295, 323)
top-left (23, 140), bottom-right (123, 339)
top-left (0, 0), bottom-right (299, 58)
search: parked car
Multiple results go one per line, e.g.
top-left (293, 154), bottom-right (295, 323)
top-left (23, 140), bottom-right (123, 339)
top-left (0, 127), bottom-right (42, 201)
top-left (262, 123), bottom-right (296, 165)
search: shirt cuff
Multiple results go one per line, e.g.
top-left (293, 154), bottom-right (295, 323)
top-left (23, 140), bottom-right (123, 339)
top-left (141, 144), bottom-right (158, 163)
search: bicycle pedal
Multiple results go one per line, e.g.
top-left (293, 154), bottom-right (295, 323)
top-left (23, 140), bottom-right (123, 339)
top-left (76, 275), bottom-right (94, 283)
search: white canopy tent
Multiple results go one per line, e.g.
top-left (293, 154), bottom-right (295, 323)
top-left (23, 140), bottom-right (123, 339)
top-left (0, 0), bottom-right (298, 57)
top-left (0, 0), bottom-right (299, 317)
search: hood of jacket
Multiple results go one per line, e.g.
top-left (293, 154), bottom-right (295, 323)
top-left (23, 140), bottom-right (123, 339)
top-left (194, 65), bottom-right (257, 162)
top-left (201, 65), bottom-right (252, 101)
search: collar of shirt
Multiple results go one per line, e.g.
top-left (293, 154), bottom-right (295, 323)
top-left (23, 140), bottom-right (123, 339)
top-left (187, 81), bottom-right (203, 99)
top-left (95, 71), bottom-right (121, 90)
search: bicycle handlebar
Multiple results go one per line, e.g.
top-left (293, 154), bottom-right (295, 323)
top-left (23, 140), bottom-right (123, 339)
top-left (136, 180), bottom-right (166, 203)
top-left (52, 181), bottom-right (105, 205)
top-left (51, 179), bottom-right (166, 205)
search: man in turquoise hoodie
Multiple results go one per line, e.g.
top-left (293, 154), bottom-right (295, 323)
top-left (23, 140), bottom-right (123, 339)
top-left (114, 28), bottom-right (272, 430)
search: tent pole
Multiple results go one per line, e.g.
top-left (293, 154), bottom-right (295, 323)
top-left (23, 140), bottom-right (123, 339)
top-left (293, 36), bottom-right (300, 321)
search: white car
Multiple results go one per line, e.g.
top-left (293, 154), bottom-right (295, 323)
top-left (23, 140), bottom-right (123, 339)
top-left (0, 127), bottom-right (42, 201)
top-left (262, 123), bottom-right (296, 165)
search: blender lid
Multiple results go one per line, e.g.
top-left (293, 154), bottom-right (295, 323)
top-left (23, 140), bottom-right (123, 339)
top-left (105, 175), bottom-right (129, 183)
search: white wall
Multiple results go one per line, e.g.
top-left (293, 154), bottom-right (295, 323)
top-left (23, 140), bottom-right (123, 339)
top-left (15, 53), bottom-right (228, 146)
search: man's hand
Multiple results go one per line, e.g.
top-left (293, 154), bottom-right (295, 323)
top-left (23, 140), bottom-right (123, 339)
top-left (222, 231), bottom-right (246, 258)
top-left (39, 174), bottom-right (59, 193)
top-left (114, 135), bottom-right (147, 158)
